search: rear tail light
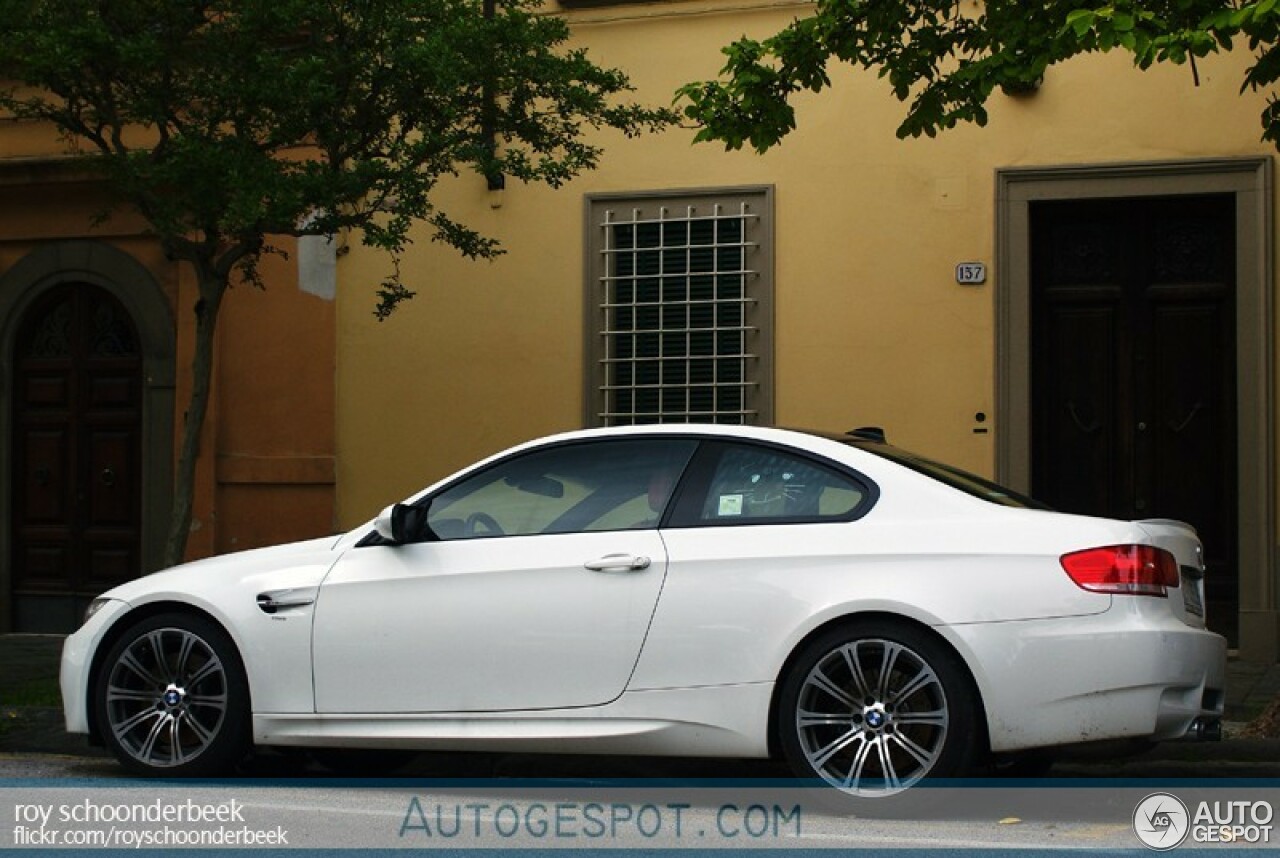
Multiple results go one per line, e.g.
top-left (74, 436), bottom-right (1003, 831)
top-left (1060, 544), bottom-right (1179, 596)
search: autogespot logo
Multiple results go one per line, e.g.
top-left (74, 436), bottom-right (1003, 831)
top-left (1134, 793), bottom-right (1190, 851)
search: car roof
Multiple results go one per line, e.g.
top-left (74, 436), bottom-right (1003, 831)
top-left (521, 423), bottom-right (836, 447)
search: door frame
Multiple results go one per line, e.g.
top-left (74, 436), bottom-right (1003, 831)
top-left (996, 157), bottom-right (1275, 662)
top-left (0, 240), bottom-right (175, 632)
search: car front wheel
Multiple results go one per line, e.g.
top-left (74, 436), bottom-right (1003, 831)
top-left (94, 613), bottom-right (250, 776)
top-left (777, 621), bottom-right (980, 804)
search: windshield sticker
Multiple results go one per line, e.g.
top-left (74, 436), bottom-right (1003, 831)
top-left (718, 494), bottom-right (744, 516)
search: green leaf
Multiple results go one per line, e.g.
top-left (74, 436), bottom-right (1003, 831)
top-left (1065, 9), bottom-right (1098, 37)
top-left (677, 0), bottom-right (1280, 162)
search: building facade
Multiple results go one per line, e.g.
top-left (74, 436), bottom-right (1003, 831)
top-left (332, 0), bottom-right (1278, 661)
top-left (0, 150), bottom-right (336, 633)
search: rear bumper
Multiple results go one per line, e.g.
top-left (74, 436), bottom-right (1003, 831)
top-left (945, 607), bottom-right (1227, 753)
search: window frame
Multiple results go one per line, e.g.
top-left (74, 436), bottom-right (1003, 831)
top-left (583, 186), bottom-right (775, 427)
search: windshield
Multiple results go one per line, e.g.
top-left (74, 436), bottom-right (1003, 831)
top-left (842, 438), bottom-right (1051, 510)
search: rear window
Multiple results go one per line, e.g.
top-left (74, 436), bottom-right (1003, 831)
top-left (845, 440), bottom-right (1051, 510)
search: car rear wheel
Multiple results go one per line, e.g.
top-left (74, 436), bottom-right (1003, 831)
top-left (777, 621), bottom-right (980, 806)
top-left (95, 612), bottom-right (250, 776)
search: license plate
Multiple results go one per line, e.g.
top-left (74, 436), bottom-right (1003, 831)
top-left (1181, 569), bottom-right (1204, 617)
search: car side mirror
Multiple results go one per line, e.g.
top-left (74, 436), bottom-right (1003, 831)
top-left (374, 503), bottom-right (430, 545)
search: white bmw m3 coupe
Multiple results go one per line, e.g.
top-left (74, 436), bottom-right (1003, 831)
top-left (61, 425), bottom-right (1226, 799)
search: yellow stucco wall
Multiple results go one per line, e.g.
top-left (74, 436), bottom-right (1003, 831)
top-left (335, 0), bottom-right (1277, 529)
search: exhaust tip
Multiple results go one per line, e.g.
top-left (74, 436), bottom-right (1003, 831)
top-left (1183, 717), bottom-right (1223, 742)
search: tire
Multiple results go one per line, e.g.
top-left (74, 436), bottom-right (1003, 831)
top-left (777, 620), bottom-right (981, 809)
top-left (94, 612), bottom-right (251, 777)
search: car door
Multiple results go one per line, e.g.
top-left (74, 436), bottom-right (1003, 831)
top-left (311, 437), bottom-right (697, 713)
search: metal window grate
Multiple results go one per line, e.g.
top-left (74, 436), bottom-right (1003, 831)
top-left (595, 202), bottom-right (761, 425)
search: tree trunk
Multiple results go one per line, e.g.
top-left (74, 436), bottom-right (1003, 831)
top-left (161, 265), bottom-right (228, 568)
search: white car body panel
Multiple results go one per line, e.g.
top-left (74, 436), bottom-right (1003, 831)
top-left (60, 536), bottom-right (341, 719)
top-left (60, 597), bottom-right (132, 735)
top-left (60, 424), bottom-right (1228, 773)
top-left (256, 683), bottom-right (774, 758)
top-left (312, 530), bottom-right (669, 712)
top-left (1136, 518), bottom-right (1211, 629)
top-left (949, 607), bottom-right (1226, 750)
top-left (635, 514), bottom-right (1115, 690)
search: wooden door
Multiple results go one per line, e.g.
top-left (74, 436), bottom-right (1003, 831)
top-left (1031, 194), bottom-right (1237, 641)
top-left (10, 283), bottom-right (143, 631)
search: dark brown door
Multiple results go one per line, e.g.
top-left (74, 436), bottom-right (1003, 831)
top-left (11, 283), bottom-right (143, 632)
top-left (1031, 194), bottom-right (1237, 642)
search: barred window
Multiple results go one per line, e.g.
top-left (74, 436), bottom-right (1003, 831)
top-left (586, 189), bottom-right (773, 426)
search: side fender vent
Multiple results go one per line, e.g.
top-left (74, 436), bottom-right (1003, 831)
top-left (256, 588), bottom-right (318, 615)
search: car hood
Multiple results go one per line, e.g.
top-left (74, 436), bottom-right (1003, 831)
top-left (99, 534), bottom-right (345, 606)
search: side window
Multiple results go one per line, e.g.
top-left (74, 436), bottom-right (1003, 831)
top-left (425, 439), bottom-right (697, 540)
top-left (694, 444), bottom-right (868, 524)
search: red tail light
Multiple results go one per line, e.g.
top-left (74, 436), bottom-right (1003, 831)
top-left (1060, 545), bottom-right (1179, 596)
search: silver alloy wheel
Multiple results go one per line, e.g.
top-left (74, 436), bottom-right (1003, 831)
top-left (104, 627), bottom-right (228, 768)
top-left (794, 637), bottom-right (949, 795)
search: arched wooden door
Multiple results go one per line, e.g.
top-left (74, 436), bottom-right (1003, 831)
top-left (10, 283), bottom-right (143, 631)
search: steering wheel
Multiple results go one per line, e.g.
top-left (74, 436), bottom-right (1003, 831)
top-left (464, 511), bottom-right (504, 537)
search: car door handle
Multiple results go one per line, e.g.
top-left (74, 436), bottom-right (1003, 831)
top-left (583, 554), bottom-right (651, 572)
